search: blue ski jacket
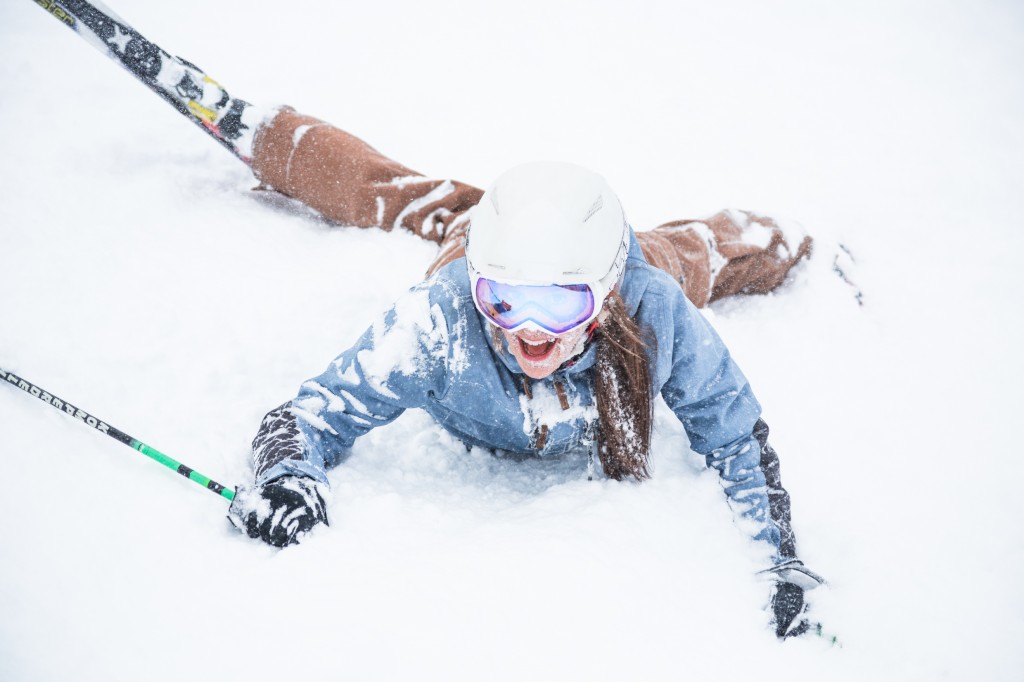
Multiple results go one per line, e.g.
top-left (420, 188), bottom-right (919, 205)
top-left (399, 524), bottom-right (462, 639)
top-left (257, 229), bottom-right (784, 559)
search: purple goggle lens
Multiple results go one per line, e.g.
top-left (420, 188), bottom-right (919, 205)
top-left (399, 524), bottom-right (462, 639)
top-left (473, 278), bottom-right (596, 334)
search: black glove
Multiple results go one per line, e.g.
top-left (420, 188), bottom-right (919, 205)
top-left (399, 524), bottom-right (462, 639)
top-left (228, 475), bottom-right (329, 547)
top-left (761, 559), bottom-right (826, 640)
top-left (771, 581), bottom-right (810, 638)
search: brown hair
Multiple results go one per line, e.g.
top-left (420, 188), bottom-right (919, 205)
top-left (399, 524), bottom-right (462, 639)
top-left (592, 291), bottom-right (653, 480)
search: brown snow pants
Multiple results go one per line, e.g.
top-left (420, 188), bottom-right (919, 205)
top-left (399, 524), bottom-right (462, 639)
top-left (251, 107), bottom-right (812, 308)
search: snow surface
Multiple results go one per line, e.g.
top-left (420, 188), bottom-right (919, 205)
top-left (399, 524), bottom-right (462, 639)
top-left (2, 0), bottom-right (1023, 679)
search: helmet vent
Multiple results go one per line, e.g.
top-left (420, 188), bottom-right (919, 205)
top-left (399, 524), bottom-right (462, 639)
top-left (582, 195), bottom-right (603, 223)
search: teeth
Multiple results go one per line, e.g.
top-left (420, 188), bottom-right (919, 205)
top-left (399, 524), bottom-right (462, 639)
top-left (522, 338), bottom-right (553, 346)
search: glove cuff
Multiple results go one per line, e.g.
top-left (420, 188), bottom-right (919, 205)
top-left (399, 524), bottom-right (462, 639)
top-left (759, 559), bottom-right (826, 591)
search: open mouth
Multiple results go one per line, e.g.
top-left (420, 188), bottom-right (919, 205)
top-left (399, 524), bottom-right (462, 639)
top-left (518, 337), bottom-right (557, 360)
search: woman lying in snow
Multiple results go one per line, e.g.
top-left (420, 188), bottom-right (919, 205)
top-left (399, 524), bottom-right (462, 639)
top-left (219, 105), bottom-right (825, 638)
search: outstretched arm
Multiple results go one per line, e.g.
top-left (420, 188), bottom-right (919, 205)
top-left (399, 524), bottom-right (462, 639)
top-left (252, 280), bottom-right (458, 486)
top-left (657, 287), bottom-right (790, 561)
top-left (654, 288), bottom-right (826, 638)
top-left (229, 280), bottom-right (459, 546)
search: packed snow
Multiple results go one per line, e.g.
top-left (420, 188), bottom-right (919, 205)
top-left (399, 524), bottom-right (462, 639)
top-left (2, 1), bottom-right (1022, 680)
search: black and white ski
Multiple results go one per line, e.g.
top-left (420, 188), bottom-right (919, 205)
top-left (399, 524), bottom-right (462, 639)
top-left (32, 0), bottom-right (258, 163)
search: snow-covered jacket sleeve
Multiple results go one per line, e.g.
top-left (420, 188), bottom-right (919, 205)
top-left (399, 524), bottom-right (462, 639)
top-left (653, 286), bottom-right (783, 557)
top-left (252, 280), bottom-right (457, 486)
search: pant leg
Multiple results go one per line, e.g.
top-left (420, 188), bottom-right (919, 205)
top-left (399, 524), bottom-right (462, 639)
top-left (636, 210), bottom-right (813, 308)
top-left (252, 109), bottom-right (810, 295)
top-left (252, 107), bottom-right (483, 248)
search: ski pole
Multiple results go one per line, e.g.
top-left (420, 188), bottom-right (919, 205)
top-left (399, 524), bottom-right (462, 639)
top-left (31, 0), bottom-right (254, 164)
top-left (813, 623), bottom-right (842, 648)
top-left (1, 367), bottom-right (236, 502)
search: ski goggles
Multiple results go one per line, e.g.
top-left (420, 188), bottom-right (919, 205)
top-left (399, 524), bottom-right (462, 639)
top-left (472, 278), bottom-right (602, 334)
top-left (467, 223), bottom-right (630, 334)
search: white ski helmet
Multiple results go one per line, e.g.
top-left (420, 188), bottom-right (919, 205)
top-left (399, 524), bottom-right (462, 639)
top-left (465, 161), bottom-right (629, 287)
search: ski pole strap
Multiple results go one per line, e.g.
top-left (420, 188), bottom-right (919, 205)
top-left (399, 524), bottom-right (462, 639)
top-left (1, 367), bottom-right (235, 501)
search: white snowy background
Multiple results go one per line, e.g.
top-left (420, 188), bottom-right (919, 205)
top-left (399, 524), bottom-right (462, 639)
top-left (2, 0), bottom-right (1022, 680)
